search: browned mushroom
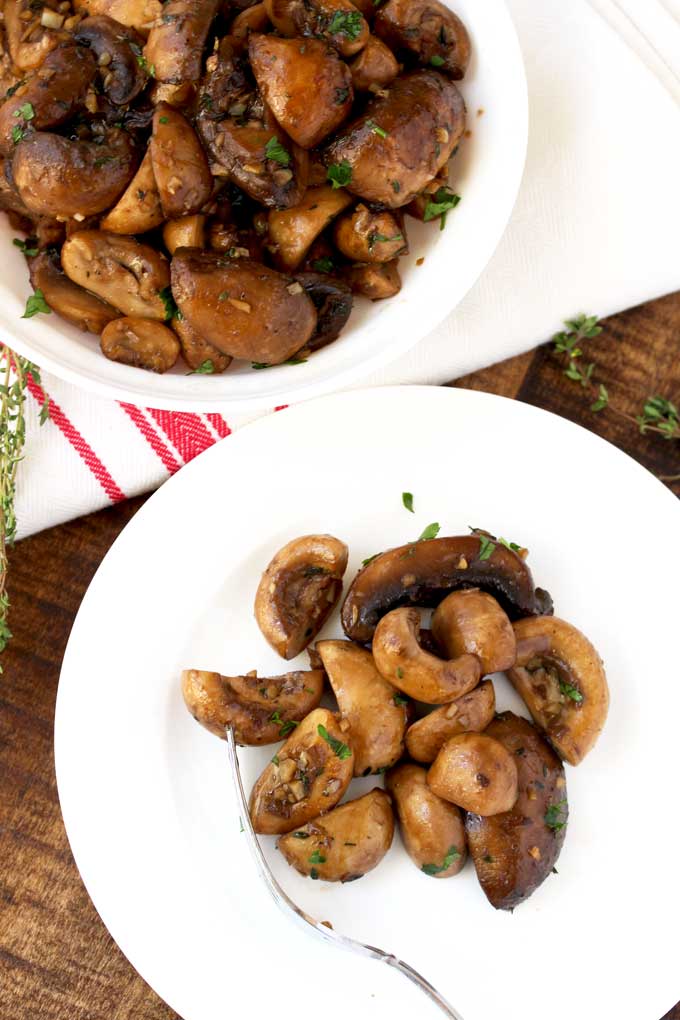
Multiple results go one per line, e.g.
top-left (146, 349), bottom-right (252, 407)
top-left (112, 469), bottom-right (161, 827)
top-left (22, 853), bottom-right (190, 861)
top-left (150, 103), bottom-right (212, 218)
top-left (293, 272), bottom-right (353, 350)
top-left (265, 0), bottom-right (369, 58)
top-left (342, 533), bottom-right (553, 644)
top-left (12, 129), bottom-right (137, 218)
top-left (73, 0), bottom-right (163, 37)
top-left (333, 204), bottom-right (407, 263)
top-left (231, 3), bottom-right (271, 38)
top-left (277, 789), bottom-right (393, 881)
top-left (181, 666), bottom-right (324, 743)
top-left (249, 707), bottom-right (354, 834)
top-left (172, 315), bottom-right (232, 373)
top-left (316, 639), bottom-right (407, 775)
top-left (0, 43), bottom-right (96, 155)
top-left (170, 249), bottom-right (318, 364)
top-left (144, 0), bottom-right (220, 86)
top-left (75, 16), bottom-right (147, 105)
top-left (163, 214), bottom-right (206, 255)
top-left (405, 680), bottom-right (496, 763)
top-left (465, 712), bottom-right (568, 910)
top-left (267, 185), bottom-right (353, 272)
top-left (324, 70), bottom-right (465, 207)
top-left (348, 35), bottom-right (399, 92)
top-left (27, 249), bottom-right (118, 334)
top-left (5, 0), bottom-right (68, 70)
top-left (386, 763), bottom-right (466, 877)
top-left (507, 616), bottom-right (609, 766)
top-left (431, 589), bottom-right (516, 674)
top-left (427, 732), bottom-right (519, 815)
top-left (249, 34), bottom-right (353, 150)
top-left (372, 607), bottom-right (482, 703)
top-left (101, 316), bottom-right (180, 372)
top-left (254, 535), bottom-right (348, 659)
top-left (99, 151), bottom-right (164, 235)
top-left (344, 259), bottom-right (402, 299)
top-left (374, 0), bottom-right (471, 79)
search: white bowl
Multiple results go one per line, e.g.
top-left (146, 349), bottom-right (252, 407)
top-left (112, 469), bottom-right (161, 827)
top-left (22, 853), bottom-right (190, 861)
top-left (0, 0), bottom-right (527, 411)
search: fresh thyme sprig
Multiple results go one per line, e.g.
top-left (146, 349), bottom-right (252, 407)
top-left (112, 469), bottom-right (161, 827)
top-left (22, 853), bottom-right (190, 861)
top-left (553, 316), bottom-right (680, 463)
top-left (0, 344), bottom-right (50, 669)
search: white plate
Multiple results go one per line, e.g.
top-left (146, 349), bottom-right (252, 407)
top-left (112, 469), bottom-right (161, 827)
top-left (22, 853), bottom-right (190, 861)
top-left (2, 1), bottom-right (527, 412)
top-left (56, 387), bottom-right (680, 1020)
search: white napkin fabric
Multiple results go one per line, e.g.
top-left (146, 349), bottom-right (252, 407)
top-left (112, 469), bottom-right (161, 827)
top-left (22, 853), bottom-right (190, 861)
top-left (15, 0), bottom-right (680, 540)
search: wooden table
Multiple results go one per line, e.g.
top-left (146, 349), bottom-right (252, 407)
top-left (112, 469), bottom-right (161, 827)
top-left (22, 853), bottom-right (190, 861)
top-left (2, 293), bottom-right (679, 1020)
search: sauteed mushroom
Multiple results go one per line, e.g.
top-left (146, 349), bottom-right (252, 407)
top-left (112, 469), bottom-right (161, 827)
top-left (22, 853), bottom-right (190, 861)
top-left (5, 0), bottom-right (67, 71)
top-left (163, 214), bottom-right (205, 255)
top-left (75, 16), bottom-right (147, 106)
top-left (466, 712), bottom-right (568, 909)
top-left (431, 589), bottom-right (516, 674)
top-left (507, 616), bottom-right (609, 766)
top-left (172, 315), bottom-right (232, 373)
top-left (316, 639), bottom-right (407, 775)
top-left (150, 103), bottom-right (212, 218)
top-left (144, 0), bottom-right (220, 86)
top-left (348, 35), bottom-right (398, 92)
top-left (100, 316), bottom-right (180, 372)
top-left (181, 666), bottom-right (324, 743)
top-left (386, 764), bottom-right (466, 877)
top-left (28, 249), bottom-right (118, 334)
top-left (405, 680), bottom-right (495, 763)
top-left (342, 534), bottom-right (552, 644)
top-left (293, 272), bottom-right (353, 350)
top-left (372, 607), bottom-right (481, 704)
top-left (249, 707), bottom-right (354, 834)
top-left (255, 534), bottom-right (348, 659)
top-left (62, 231), bottom-right (170, 318)
top-left (277, 789), bottom-right (393, 881)
top-left (73, 0), bottom-right (163, 36)
top-left (374, 0), bottom-right (471, 80)
top-left (265, 0), bottom-right (370, 58)
top-left (99, 151), bottom-right (163, 235)
top-left (344, 259), bottom-right (401, 299)
top-left (333, 205), bottom-right (406, 263)
top-left (427, 732), bottom-right (519, 815)
top-left (267, 185), bottom-right (353, 272)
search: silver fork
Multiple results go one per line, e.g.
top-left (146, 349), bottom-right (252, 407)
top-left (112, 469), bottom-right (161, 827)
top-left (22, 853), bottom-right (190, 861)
top-left (226, 726), bottom-right (463, 1019)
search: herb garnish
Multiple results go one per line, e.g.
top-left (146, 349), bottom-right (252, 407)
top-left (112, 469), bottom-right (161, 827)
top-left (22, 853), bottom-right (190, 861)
top-left (326, 160), bottom-right (352, 189)
top-left (365, 119), bottom-right (388, 138)
top-left (369, 231), bottom-right (403, 251)
top-left (391, 180), bottom-right (401, 193)
top-left (559, 680), bottom-right (583, 703)
top-left (361, 552), bottom-right (379, 566)
top-left (317, 723), bottom-right (351, 760)
top-left (396, 667), bottom-right (404, 679)
top-left (393, 692), bottom-right (408, 706)
top-left (264, 136), bottom-right (291, 166)
top-left (14, 102), bottom-right (34, 122)
top-left (334, 86), bottom-right (350, 105)
top-left (158, 285), bottom-right (178, 320)
top-left (188, 360), bottom-right (215, 375)
top-left (159, 115), bottom-right (169, 123)
top-left (418, 522), bottom-right (440, 541)
top-left (499, 536), bottom-right (523, 553)
top-left (326, 9), bottom-right (363, 39)
top-left (421, 845), bottom-right (460, 875)
top-left (270, 710), bottom-right (298, 737)
top-left (271, 754), bottom-right (280, 765)
top-left (13, 237), bottom-right (38, 257)
top-left (430, 55), bottom-right (445, 67)
top-left (308, 850), bottom-right (326, 864)
top-left (544, 799), bottom-right (568, 831)
top-left (310, 867), bottom-right (319, 879)
top-left (477, 534), bottom-right (495, 561)
top-left (423, 187), bottom-right (461, 230)
top-left (402, 491), bottom-right (414, 513)
top-left (293, 831), bottom-right (309, 839)
top-left (251, 356), bottom-right (308, 369)
top-left (22, 289), bottom-right (51, 318)
top-left (312, 256), bottom-right (334, 274)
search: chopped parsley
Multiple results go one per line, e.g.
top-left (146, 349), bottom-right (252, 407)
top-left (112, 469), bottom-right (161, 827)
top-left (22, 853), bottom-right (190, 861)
top-left (269, 710), bottom-right (298, 737)
top-left (310, 867), bottom-right (319, 880)
top-left (189, 360), bottom-right (215, 375)
top-left (391, 180), bottom-right (401, 193)
top-left (312, 256), bottom-right (334, 274)
top-left (264, 136), bottom-right (291, 166)
top-left (421, 845), bottom-right (460, 875)
top-left (423, 187), bottom-right (461, 230)
top-left (13, 237), bottom-right (38, 256)
top-left (544, 799), bottom-right (568, 832)
top-left (393, 693), bottom-right (408, 706)
top-left (317, 723), bottom-right (351, 760)
top-left (5, 80), bottom-right (26, 98)
top-left (402, 491), bottom-right (414, 513)
top-left (369, 231), bottom-right (403, 251)
top-left (365, 119), bottom-right (388, 138)
top-left (396, 667), bottom-right (404, 679)
top-left (418, 522), bottom-right (440, 541)
top-left (14, 102), bottom-right (34, 122)
top-left (293, 830), bottom-right (310, 839)
top-left (11, 125), bottom-right (24, 144)
top-left (334, 86), bottom-right (350, 105)
top-left (308, 850), bottom-right (326, 864)
top-left (159, 115), bottom-right (169, 124)
top-left (477, 535), bottom-right (495, 561)
top-left (430, 55), bottom-right (445, 67)
top-left (559, 680), bottom-right (583, 704)
top-left (361, 552), bottom-right (379, 566)
top-left (22, 289), bottom-right (50, 318)
top-left (499, 536), bottom-right (523, 553)
top-left (271, 754), bottom-right (280, 765)
top-left (159, 286), bottom-right (178, 321)
top-left (326, 9), bottom-right (363, 39)
top-left (326, 160), bottom-right (352, 189)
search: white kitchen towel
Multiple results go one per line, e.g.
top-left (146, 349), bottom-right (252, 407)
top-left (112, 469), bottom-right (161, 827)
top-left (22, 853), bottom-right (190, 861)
top-left (14, 0), bottom-right (680, 540)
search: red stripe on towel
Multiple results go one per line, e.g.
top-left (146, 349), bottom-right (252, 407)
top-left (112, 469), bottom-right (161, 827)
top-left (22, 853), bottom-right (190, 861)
top-left (119, 403), bottom-right (182, 475)
top-left (147, 410), bottom-right (216, 463)
top-left (205, 413), bottom-right (232, 438)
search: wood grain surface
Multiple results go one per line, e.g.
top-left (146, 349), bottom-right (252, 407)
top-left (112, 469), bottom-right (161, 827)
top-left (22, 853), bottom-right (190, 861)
top-left (2, 292), bottom-right (679, 1020)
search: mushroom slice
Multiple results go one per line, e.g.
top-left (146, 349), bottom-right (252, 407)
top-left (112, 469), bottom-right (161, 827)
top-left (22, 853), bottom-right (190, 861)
top-left (427, 732), bottom-right (519, 815)
top-left (170, 250), bottom-right (317, 365)
top-left (254, 534), bottom-right (348, 659)
top-left (507, 616), bottom-right (609, 766)
top-left (27, 250), bottom-right (118, 335)
top-left (231, 3), bottom-right (270, 38)
top-left (62, 232), bottom-right (170, 320)
top-left (100, 151), bottom-right (164, 235)
top-left (172, 315), bottom-right (232, 374)
top-left (249, 34), bottom-right (353, 150)
top-left (374, 0), bottom-right (471, 80)
top-left (292, 272), bottom-right (353, 351)
top-left (316, 639), bottom-right (407, 775)
top-left (405, 680), bottom-right (495, 763)
top-left (277, 789), bottom-right (393, 881)
top-left (181, 667), bottom-right (324, 744)
top-left (163, 214), bottom-right (206, 255)
top-left (144, 0), bottom-right (220, 86)
top-left (323, 70), bottom-right (465, 208)
top-left (0, 43), bottom-right (96, 155)
top-left (431, 589), bottom-right (516, 674)
top-left (73, 0), bottom-right (163, 36)
top-left (348, 35), bottom-right (399, 92)
top-left (344, 259), bottom-right (401, 300)
top-left (5, 0), bottom-right (67, 71)
top-left (267, 185), bottom-right (353, 272)
top-left (150, 103), bottom-right (212, 218)
top-left (372, 607), bottom-right (481, 704)
top-left (333, 205), bottom-right (407, 264)
top-left (265, 0), bottom-right (369, 57)
top-left (75, 16), bottom-right (147, 106)
top-left (12, 130), bottom-right (137, 218)
top-left (466, 712), bottom-right (568, 910)
top-left (386, 763), bottom-right (466, 878)
top-left (101, 317), bottom-right (179, 373)
top-left (249, 707), bottom-right (353, 834)
top-left (341, 534), bottom-right (552, 644)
